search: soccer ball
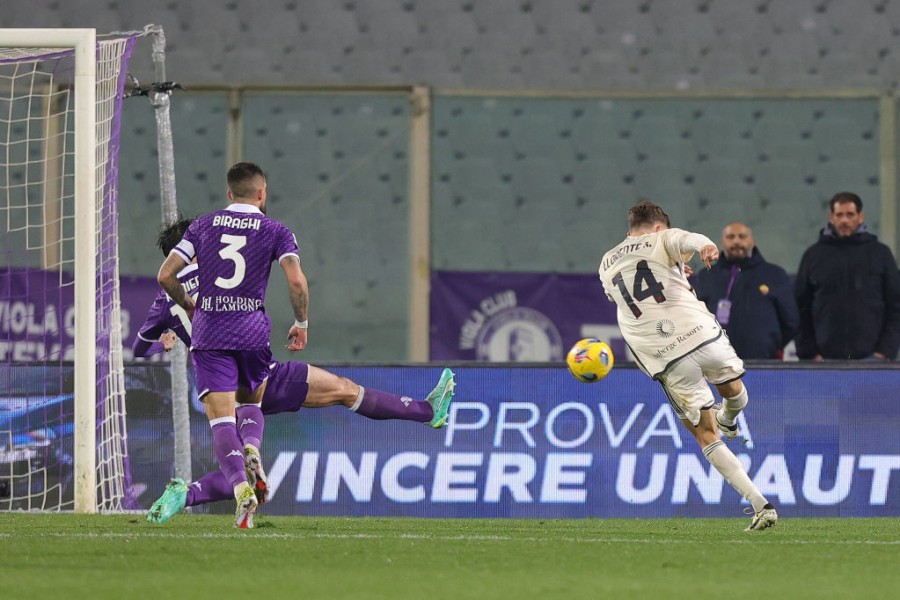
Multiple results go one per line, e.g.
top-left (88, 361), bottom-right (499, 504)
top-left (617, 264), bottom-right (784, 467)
top-left (565, 338), bottom-right (614, 383)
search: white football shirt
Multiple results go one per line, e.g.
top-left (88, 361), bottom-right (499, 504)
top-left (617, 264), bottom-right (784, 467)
top-left (598, 227), bottom-right (722, 377)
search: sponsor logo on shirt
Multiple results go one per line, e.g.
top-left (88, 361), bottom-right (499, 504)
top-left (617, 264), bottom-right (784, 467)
top-left (200, 296), bottom-right (264, 312)
top-left (652, 324), bottom-right (704, 358)
top-left (656, 319), bottom-right (675, 338)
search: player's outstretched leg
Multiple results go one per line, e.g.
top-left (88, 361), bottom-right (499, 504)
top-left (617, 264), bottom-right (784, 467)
top-left (244, 444), bottom-right (269, 504)
top-left (147, 478), bottom-right (188, 523)
top-left (303, 364), bottom-right (456, 426)
top-left (184, 471), bottom-right (235, 507)
top-left (425, 368), bottom-right (455, 428)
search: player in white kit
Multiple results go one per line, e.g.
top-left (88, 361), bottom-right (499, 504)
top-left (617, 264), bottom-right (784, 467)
top-left (599, 200), bottom-right (777, 531)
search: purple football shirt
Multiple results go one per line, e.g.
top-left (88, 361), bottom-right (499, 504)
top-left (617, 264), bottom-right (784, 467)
top-left (132, 263), bottom-right (200, 357)
top-left (172, 203), bottom-right (299, 351)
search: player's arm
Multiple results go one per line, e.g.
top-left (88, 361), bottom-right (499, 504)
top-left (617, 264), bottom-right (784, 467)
top-left (281, 254), bottom-right (309, 351)
top-left (131, 292), bottom-right (172, 358)
top-left (132, 330), bottom-right (178, 358)
top-left (663, 228), bottom-right (719, 269)
top-left (157, 252), bottom-right (195, 318)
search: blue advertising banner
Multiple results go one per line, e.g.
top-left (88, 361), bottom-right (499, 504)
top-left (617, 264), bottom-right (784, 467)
top-left (429, 270), bottom-right (619, 362)
top-left (5, 363), bottom-right (898, 517)
top-left (250, 365), bottom-right (900, 519)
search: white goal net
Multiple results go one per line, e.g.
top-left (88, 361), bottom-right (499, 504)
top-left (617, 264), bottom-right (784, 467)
top-left (0, 29), bottom-right (140, 512)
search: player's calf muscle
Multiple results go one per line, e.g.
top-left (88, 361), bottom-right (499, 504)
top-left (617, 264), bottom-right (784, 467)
top-left (305, 367), bottom-right (358, 407)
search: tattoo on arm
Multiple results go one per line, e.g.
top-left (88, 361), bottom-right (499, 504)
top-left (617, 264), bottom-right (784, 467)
top-left (283, 255), bottom-right (309, 321)
top-left (162, 278), bottom-right (193, 312)
top-left (158, 255), bottom-right (194, 313)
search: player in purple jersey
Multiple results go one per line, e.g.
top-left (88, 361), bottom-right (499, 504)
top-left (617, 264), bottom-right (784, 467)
top-left (145, 219), bottom-right (455, 524)
top-left (157, 162), bottom-right (311, 528)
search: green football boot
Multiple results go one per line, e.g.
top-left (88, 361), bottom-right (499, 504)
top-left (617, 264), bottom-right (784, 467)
top-left (147, 478), bottom-right (188, 523)
top-left (425, 368), bottom-right (456, 429)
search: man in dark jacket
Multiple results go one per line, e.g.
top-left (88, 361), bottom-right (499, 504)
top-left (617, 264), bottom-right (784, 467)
top-left (691, 222), bottom-right (799, 359)
top-left (795, 192), bottom-right (900, 360)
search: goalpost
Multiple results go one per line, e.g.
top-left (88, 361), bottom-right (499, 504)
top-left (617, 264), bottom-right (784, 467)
top-left (0, 29), bottom-right (139, 513)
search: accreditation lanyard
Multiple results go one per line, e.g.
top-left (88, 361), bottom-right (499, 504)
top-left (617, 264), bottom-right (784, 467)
top-left (716, 265), bottom-right (739, 324)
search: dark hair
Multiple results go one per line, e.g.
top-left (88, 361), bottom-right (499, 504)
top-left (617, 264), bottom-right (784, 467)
top-left (227, 161), bottom-right (266, 199)
top-left (829, 192), bottom-right (862, 213)
top-left (628, 199), bottom-right (671, 230)
top-left (157, 218), bottom-right (193, 257)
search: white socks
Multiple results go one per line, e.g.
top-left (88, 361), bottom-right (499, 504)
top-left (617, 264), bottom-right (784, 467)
top-left (721, 385), bottom-right (749, 425)
top-left (703, 440), bottom-right (768, 513)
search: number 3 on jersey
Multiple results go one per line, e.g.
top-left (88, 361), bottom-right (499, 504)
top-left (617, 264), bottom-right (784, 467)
top-left (215, 234), bottom-right (247, 289)
top-left (611, 259), bottom-right (666, 318)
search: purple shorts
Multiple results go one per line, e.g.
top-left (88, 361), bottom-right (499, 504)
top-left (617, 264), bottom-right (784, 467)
top-left (191, 348), bottom-right (273, 398)
top-left (260, 360), bottom-right (310, 415)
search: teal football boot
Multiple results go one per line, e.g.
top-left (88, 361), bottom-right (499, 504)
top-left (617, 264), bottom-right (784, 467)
top-left (146, 478), bottom-right (188, 523)
top-left (425, 368), bottom-right (455, 428)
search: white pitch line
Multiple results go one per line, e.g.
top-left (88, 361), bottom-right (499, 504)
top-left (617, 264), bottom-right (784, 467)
top-left (14, 531), bottom-right (899, 545)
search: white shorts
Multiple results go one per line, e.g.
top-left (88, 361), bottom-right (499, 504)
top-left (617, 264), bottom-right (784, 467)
top-left (657, 334), bottom-right (745, 426)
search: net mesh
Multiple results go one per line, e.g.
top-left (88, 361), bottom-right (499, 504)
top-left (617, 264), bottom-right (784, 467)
top-left (0, 33), bottom-right (137, 511)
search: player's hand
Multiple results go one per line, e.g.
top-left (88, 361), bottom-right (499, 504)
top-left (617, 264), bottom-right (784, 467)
top-left (700, 245), bottom-right (719, 269)
top-left (682, 264), bottom-right (694, 277)
top-left (286, 326), bottom-right (308, 351)
top-left (160, 332), bottom-right (178, 351)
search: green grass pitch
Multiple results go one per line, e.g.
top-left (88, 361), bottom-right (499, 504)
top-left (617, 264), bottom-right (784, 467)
top-left (1, 514), bottom-right (898, 600)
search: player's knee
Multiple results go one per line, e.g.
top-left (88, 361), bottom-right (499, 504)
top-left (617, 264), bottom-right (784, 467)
top-left (337, 377), bottom-right (361, 407)
top-left (716, 380), bottom-right (744, 398)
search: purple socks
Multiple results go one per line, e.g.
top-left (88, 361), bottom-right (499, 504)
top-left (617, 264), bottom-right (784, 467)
top-left (188, 404), bottom-right (265, 506)
top-left (210, 417), bottom-right (246, 488)
top-left (351, 386), bottom-right (433, 423)
top-left (237, 403), bottom-right (265, 451)
top-left (186, 470), bottom-right (233, 506)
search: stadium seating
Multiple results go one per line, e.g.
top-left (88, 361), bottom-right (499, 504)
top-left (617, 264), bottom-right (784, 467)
top-left (1, 0), bottom-right (892, 361)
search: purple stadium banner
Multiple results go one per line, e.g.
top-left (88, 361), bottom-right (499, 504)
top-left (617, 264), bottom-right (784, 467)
top-left (0, 267), bottom-right (160, 362)
top-left (430, 270), bottom-right (620, 362)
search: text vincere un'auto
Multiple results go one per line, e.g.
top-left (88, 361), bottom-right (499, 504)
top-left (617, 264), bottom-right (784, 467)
top-left (263, 401), bottom-right (899, 508)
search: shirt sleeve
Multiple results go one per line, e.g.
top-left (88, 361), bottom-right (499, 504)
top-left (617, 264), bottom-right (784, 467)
top-left (172, 220), bottom-right (199, 263)
top-left (131, 291), bottom-right (172, 358)
top-left (275, 225), bottom-right (300, 263)
top-left (662, 228), bottom-right (715, 264)
top-left (597, 267), bottom-right (614, 303)
top-left (132, 288), bottom-right (193, 358)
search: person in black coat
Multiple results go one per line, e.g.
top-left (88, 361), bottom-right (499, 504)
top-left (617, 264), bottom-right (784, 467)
top-left (691, 222), bottom-right (799, 359)
top-left (795, 192), bottom-right (900, 360)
